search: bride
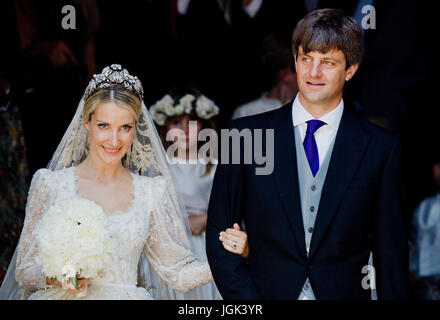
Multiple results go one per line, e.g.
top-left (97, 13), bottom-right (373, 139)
top-left (0, 64), bottom-right (231, 300)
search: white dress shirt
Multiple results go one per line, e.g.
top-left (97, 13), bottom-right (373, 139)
top-left (292, 94), bottom-right (344, 166)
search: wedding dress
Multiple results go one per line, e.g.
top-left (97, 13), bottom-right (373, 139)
top-left (15, 166), bottom-right (212, 300)
top-left (0, 64), bottom-right (213, 300)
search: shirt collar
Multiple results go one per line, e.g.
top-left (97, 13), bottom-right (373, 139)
top-left (292, 94), bottom-right (344, 130)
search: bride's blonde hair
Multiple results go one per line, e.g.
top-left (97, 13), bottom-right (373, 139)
top-left (83, 85), bottom-right (142, 122)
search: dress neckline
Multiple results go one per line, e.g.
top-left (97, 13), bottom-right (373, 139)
top-left (70, 166), bottom-right (136, 217)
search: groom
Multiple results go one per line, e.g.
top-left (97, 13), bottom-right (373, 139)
top-left (206, 9), bottom-right (409, 299)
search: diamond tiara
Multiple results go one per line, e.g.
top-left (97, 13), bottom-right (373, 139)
top-left (84, 64), bottom-right (144, 100)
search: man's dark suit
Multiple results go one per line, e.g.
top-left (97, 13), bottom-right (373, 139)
top-left (206, 101), bottom-right (409, 299)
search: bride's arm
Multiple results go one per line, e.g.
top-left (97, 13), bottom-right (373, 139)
top-left (142, 178), bottom-right (213, 294)
top-left (15, 169), bottom-right (53, 292)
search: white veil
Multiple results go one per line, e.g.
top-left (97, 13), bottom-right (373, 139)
top-left (0, 65), bottom-right (206, 300)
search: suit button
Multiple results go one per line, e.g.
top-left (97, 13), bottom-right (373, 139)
top-left (311, 185), bottom-right (317, 191)
top-left (307, 227), bottom-right (313, 233)
top-left (310, 206), bottom-right (315, 212)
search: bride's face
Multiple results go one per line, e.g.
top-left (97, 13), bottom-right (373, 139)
top-left (85, 102), bottom-right (136, 166)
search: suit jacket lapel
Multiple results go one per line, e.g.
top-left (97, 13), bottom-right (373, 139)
top-left (272, 103), bottom-right (307, 260)
top-left (308, 109), bottom-right (370, 259)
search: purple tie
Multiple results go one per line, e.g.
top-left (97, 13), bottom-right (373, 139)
top-left (303, 120), bottom-right (326, 177)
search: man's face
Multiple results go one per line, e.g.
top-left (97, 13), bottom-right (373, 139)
top-left (294, 46), bottom-right (358, 108)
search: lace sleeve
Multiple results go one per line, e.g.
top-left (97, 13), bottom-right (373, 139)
top-left (15, 169), bottom-right (53, 293)
top-left (143, 177), bottom-right (213, 293)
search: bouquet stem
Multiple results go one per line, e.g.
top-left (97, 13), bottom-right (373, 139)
top-left (70, 276), bottom-right (80, 290)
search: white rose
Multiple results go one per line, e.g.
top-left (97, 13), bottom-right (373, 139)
top-left (33, 198), bottom-right (115, 282)
top-left (164, 102), bottom-right (176, 116)
top-left (149, 106), bottom-right (165, 125)
top-left (152, 94), bottom-right (173, 113)
top-left (174, 103), bottom-right (184, 115)
top-left (62, 264), bottom-right (77, 280)
top-left (179, 94), bottom-right (196, 114)
top-left (149, 105), bottom-right (158, 117)
top-left (195, 95), bottom-right (219, 119)
top-left (155, 113), bottom-right (166, 125)
top-left (151, 95), bottom-right (167, 112)
top-left (160, 94), bottom-right (174, 106)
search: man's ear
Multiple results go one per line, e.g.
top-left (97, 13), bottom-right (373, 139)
top-left (345, 64), bottom-right (359, 81)
top-left (293, 54), bottom-right (298, 74)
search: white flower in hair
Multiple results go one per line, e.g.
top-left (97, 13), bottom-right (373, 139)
top-left (195, 95), bottom-right (220, 119)
top-left (150, 94), bottom-right (174, 125)
top-left (155, 113), bottom-right (166, 126)
top-left (155, 95), bottom-right (174, 114)
top-left (179, 94), bottom-right (196, 114)
top-left (149, 93), bottom-right (219, 125)
top-left (164, 101), bottom-right (176, 116)
top-left (150, 105), bottom-right (166, 125)
top-left (175, 104), bottom-right (184, 114)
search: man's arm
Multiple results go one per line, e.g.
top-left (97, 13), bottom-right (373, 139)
top-left (372, 136), bottom-right (409, 299)
top-left (206, 121), bottom-right (262, 300)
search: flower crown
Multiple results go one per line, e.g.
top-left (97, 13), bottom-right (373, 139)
top-left (149, 94), bottom-right (220, 126)
top-left (84, 64), bottom-right (144, 100)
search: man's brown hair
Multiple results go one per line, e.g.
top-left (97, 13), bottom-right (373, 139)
top-left (292, 8), bottom-right (364, 69)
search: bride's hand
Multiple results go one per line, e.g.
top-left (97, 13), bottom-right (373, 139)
top-left (46, 277), bottom-right (60, 286)
top-left (46, 276), bottom-right (88, 292)
top-left (219, 223), bottom-right (249, 259)
top-left (64, 276), bottom-right (88, 293)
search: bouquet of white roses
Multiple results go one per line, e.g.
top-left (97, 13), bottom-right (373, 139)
top-left (33, 198), bottom-right (115, 290)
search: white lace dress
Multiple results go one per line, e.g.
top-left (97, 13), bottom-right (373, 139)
top-left (14, 167), bottom-right (213, 300)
